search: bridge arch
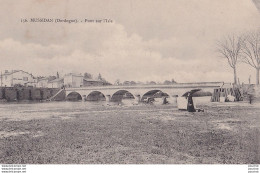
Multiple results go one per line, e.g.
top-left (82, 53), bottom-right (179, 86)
top-left (141, 90), bottom-right (169, 102)
top-left (66, 91), bottom-right (83, 101)
top-left (111, 90), bottom-right (135, 102)
top-left (86, 91), bottom-right (106, 101)
top-left (179, 88), bottom-right (213, 97)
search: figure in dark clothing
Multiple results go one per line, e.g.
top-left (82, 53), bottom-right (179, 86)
top-left (187, 93), bottom-right (196, 112)
top-left (249, 94), bottom-right (253, 104)
top-left (163, 97), bottom-right (169, 104)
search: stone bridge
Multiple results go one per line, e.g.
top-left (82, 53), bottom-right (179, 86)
top-left (65, 82), bottom-right (224, 103)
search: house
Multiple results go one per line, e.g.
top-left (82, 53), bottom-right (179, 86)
top-left (37, 76), bottom-right (57, 88)
top-left (64, 73), bottom-right (83, 88)
top-left (37, 77), bottom-right (49, 88)
top-left (0, 70), bottom-right (37, 87)
top-left (48, 78), bottom-right (64, 88)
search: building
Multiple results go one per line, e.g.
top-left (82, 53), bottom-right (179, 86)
top-left (0, 70), bottom-right (37, 87)
top-left (37, 77), bottom-right (49, 88)
top-left (36, 76), bottom-right (57, 88)
top-left (64, 73), bottom-right (83, 88)
top-left (48, 78), bottom-right (64, 88)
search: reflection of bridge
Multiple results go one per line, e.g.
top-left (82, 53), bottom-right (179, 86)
top-left (65, 82), bottom-right (224, 103)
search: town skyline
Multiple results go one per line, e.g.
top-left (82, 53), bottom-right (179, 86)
top-left (0, 69), bottom-right (181, 86)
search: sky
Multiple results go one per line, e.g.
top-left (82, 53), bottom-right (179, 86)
top-left (0, 0), bottom-right (260, 83)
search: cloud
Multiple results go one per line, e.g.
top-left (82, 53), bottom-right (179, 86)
top-left (0, 0), bottom-right (259, 83)
top-left (0, 31), bottom-right (234, 83)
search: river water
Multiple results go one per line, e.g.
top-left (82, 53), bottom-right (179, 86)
top-left (0, 97), bottom-right (212, 121)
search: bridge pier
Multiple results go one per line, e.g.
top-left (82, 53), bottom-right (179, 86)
top-left (134, 94), bottom-right (141, 104)
top-left (165, 95), bottom-right (178, 106)
top-left (171, 95), bottom-right (178, 105)
top-left (105, 95), bottom-right (111, 102)
top-left (161, 96), bottom-right (167, 104)
top-left (82, 95), bottom-right (87, 101)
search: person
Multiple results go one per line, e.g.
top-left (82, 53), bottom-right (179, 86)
top-left (187, 92), bottom-right (196, 112)
top-left (249, 94), bottom-right (253, 104)
top-left (162, 97), bottom-right (169, 104)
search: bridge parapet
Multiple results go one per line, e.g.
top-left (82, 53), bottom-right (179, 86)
top-left (65, 82), bottom-right (224, 102)
top-left (65, 82), bottom-right (224, 91)
top-left (174, 82), bottom-right (224, 87)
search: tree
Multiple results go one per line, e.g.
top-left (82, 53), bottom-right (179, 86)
top-left (241, 31), bottom-right (260, 85)
top-left (130, 81), bottom-right (136, 85)
top-left (48, 76), bottom-right (56, 82)
top-left (114, 79), bottom-right (121, 85)
top-left (171, 79), bottom-right (177, 83)
top-left (136, 81), bottom-right (144, 85)
top-left (84, 72), bottom-right (93, 79)
top-left (97, 73), bottom-right (103, 81)
top-left (56, 72), bottom-right (59, 79)
top-left (148, 81), bottom-right (157, 85)
top-left (163, 80), bottom-right (171, 85)
top-left (217, 35), bottom-right (243, 84)
top-left (123, 81), bottom-right (132, 85)
top-left (97, 73), bottom-right (111, 85)
top-left (252, 0), bottom-right (260, 13)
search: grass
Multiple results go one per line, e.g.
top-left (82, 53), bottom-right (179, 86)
top-left (0, 102), bottom-right (259, 164)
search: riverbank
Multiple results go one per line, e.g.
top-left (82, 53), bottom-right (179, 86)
top-left (0, 101), bottom-right (259, 164)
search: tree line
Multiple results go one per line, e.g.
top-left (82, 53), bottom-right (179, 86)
top-left (217, 30), bottom-right (260, 85)
top-left (113, 79), bottom-right (177, 85)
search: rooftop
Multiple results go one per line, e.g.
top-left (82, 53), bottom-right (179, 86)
top-left (48, 78), bottom-right (64, 83)
top-left (1, 70), bottom-right (34, 77)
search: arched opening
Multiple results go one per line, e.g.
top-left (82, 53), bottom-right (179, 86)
top-left (141, 90), bottom-right (169, 102)
top-left (182, 89), bottom-right (212, 105)
top-left (86, 91), bottom-right (106, 101)
top-left (190, 90), bottom-right (212, 97)
top-left (66, 92), bottom-right (82, 101)
top-left (111, 90), bottom-right (135, 102)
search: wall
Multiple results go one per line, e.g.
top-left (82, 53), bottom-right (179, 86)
top-left (0, 87), bottom-right (65, 102)
top-left (64, 75), bottom-right (73, 87)
top-left (37, 79), bottom-right (48, 88)
top-left (64, 74), bottom-right (83, 88)
top-left (72, 75), bottom-right (83, 87)
top-left (48, 82), bottom-right (62, 88)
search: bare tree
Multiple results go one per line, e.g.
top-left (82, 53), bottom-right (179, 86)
top-left (252, 0), bottom-right (260, 13)
top-left (241, 31), bottom-right (260, 85)
top-left (217, 35), bottom-right (243, 84)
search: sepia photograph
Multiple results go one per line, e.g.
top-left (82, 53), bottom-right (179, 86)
top-left (0, 0), bottom-right (259, 172)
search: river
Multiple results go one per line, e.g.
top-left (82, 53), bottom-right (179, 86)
top-left (0, 96), bottom-right (212, 121)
